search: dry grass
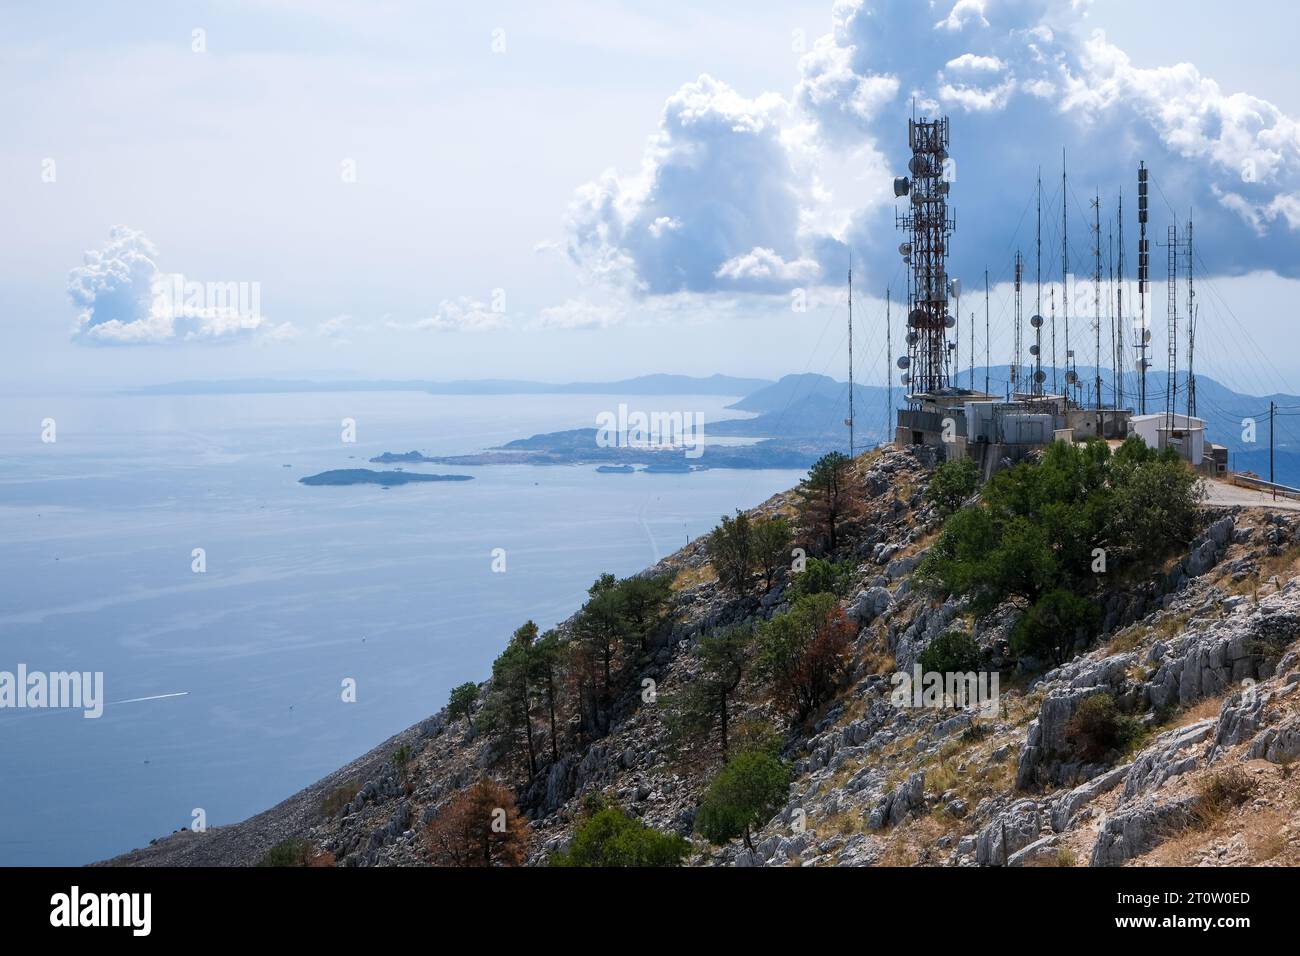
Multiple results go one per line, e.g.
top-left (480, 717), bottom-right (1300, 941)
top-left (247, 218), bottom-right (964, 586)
top-left (1106, 624), bottom-right (1148, 655)
top-left (320, 780), bottom-right (362, 819)
top-left (1191, 767), bottom-right (1256, 829)
top-left (672, 563), bottom-right (716, 591)
top-left (1170, 695), bottom-right (1225, 729)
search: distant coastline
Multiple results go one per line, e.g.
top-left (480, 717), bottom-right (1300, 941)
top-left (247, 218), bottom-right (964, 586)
top-left (299, 469), bottom-right (473, 486)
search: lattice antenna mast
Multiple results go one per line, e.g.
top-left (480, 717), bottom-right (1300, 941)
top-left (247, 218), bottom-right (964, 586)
top-left (1116, 191), bottom-right (1126, 411)
top-left (1165, 223), bottom-right (1179, 434)
top-left (1093, 193), bottom-right (1103, 412)
top-left (1137, 163), bottom-right (1150, 414)
top-left (1186, 214), bottom-right (1197, 419)
top-left (847, 252), bottom-right (854, 458)
top-left (1031, 172), bottom-right (1045, 398)
top-left (1108, 215), bottom-right (1117, 412)
top-left (894, 115), bottom-right (954, 396)
top-left (1061, 149), bottom-right (1071, 404)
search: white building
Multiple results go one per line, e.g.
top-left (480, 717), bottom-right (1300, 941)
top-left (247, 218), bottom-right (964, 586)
top-left (1129, 413), bottom-right (1206, 465)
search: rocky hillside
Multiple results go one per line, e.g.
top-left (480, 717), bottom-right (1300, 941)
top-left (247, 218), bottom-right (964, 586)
top-left (103, 446), bottom-right (1300, 868)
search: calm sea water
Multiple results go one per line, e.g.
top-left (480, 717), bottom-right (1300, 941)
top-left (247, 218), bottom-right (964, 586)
top-left (0, 390), bottom-right (804, 866)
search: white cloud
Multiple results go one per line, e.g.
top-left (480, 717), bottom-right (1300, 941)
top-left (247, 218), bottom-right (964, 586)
top-left (565, 74), bottom-right (838, 295)
top-left (534, 298), bottom-right (625, 330)
top-left (68, 226), bottom-right (278, 346)
top-left (936, 0), bottom-right (990, 32)
top-left (413, 296), bottom-right (508, 332)
top-left (945, 53), bottom-right (1004, 72)
top-left (714, 247), bottom-right (821, 285)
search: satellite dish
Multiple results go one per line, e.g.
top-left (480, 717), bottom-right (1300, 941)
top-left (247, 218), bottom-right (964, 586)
top-left (1030, 314), bottom-right (1044, 328)
top-left (1034, 370), bottom-right (1046, 384)
top-left (898, 242), bottom-right (912, 256)
top-left (897, 356), bottom-right (911, 370)
top-left (1142, 328), bottom-right (1152, 343)
top-left (906, 331), bottom-right (919, 346)
top-left (1065, 370), bottom-right (1078, 384)
top-left (911, 191), bottom-right (925, 206)
top-left (1029, 344), bottom-right (1040, 356)
top-left (908, 156), bottom-right (926, 176)
top-left (900, 373), bottom-right (912, 386)
top-left (893, 177), bottom-right (911, 198)
top-left (943, 314), bottom-right (956, 329)
top-left (908, 309), bottom-right (926, 328)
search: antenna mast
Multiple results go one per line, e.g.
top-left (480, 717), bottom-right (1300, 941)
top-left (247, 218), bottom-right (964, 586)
top-left (1014, 252), bottom-right (1024, 395)
top-left (1093, 192), bottom-right (1103, 413)
top-left (883, 290), bottom-right (894, 442)
top-left (1186, 214), bottom-right (1197, 419)
top-left (1061, 149), bottom-right (1070, 403)
top-left (847, 252), bottom-right (854, 457)
top-left (1137, 162), bottom-right (1150, 414)
top-left (1116, 191), bottom-right (1126, 411)
top-left (984, 268), bottom-right (990, 396)
top-left (1165, 223), bottom-right (1179, 435)
top-left (895, 115), bottom-right (954, 396)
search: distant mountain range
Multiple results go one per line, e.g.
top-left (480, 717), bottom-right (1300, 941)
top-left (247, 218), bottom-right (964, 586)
top-left (129, 370), bottom-right (1300, 484)
top-left (127, 373), bottom-right (772, 397)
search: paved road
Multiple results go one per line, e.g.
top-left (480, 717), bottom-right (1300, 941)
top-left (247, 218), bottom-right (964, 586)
top-left (1203, 480), bottom-right (1300, 512)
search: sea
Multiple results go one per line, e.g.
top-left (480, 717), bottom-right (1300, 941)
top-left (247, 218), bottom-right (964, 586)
top-left (0, 390), bottom-right (806, 865)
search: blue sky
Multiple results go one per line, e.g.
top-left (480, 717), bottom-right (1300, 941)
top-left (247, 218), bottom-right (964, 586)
top-left (3, 0), bottom-right (1300, 396)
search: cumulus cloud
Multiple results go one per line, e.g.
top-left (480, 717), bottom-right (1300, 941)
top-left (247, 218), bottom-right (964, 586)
top-left (566, 0), bottom-right (1300, 299)
top-left (793, 0), bottom-right (1300, 279)
top-left (565, 74), bottom-right (834, 295)
top-left (67, 226), bottom-right (283, 345)
top-left (413, 296), bottom-right (508, 332)
top-left (534, 297), bottom-right (624, 330)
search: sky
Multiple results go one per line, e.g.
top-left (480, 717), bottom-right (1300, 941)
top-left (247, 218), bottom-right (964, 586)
top-left (3, 0), bottom-right (1300, 396)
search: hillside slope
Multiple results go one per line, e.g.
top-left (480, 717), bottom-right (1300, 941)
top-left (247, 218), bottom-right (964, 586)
top-left (102, 447), bottom-right (1300, 868)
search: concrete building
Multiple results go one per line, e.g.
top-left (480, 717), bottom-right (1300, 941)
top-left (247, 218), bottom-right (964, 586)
top-left (1129, 413), bottom-right (1206, 465)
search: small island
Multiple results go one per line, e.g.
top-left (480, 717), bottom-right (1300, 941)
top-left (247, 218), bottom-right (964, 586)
top-left (595, 464), bottom-right (635, 474)
top-left (299, 469), bottom-right (473, 486)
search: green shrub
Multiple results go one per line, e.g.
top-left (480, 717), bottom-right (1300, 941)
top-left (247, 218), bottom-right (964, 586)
top-left (391, 743), bottom-right (412, 768)
top-left (787, 557), bottom-right (853, 602)
top-left (257, 837), bottom-right (314, 867)
top-left (917, 630), bottom-right (982, 674)
top-left (925, 456), bottom-right (981, 516)
top-left (707, 510), bottom-right (754, 596)
top-left (1065, 693), bottom-right (1140, 762)
top-left (695, 750), bottom-right (792, 851)
top-left (1011, 589), bottom-right (1101, 666)
top-left (447, 682), bottom-right (478, 722)
top-left (550, 800), bottom-right (690, 867)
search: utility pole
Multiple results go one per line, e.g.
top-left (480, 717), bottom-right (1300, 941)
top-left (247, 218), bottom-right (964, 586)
top-left (1270, 400), bottom-right (1276, 499)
